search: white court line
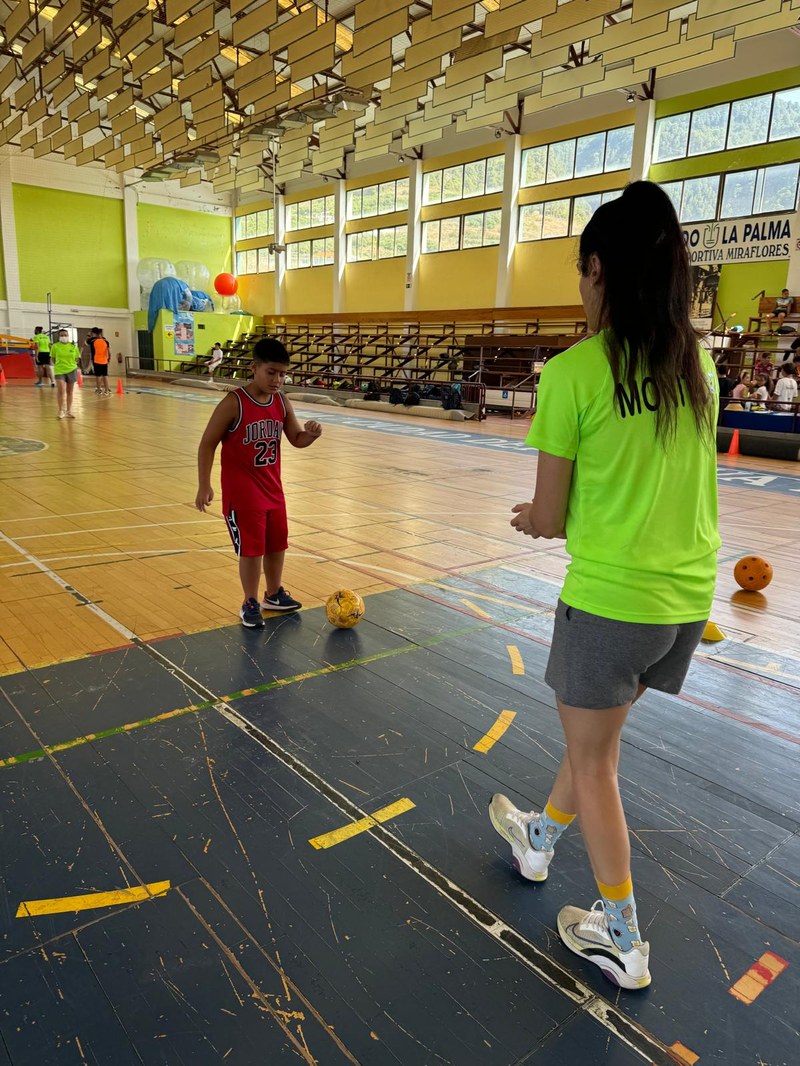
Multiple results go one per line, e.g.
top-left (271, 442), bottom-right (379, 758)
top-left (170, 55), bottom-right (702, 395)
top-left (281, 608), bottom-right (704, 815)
top-left (0, 548), bottom-right (324, 570)
top-left (15, 518), bottom-right (220, 539)
top-left (0, 503), bottom-right (194, 522)
top-left (340, 558), bottom-right (431, 584)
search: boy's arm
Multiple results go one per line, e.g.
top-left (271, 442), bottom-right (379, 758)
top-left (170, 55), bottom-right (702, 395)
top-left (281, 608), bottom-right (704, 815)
top-left (282, 396), bottom-right (322, 448)
top-left (195, 393), bottom-right (238, 510)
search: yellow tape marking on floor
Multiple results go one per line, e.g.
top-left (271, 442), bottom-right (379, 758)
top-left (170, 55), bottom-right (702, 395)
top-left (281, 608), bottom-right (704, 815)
top-left (507, 645), bottom-right (525, 675)
top-left (668, 1041), bottom-right (700, 1065)
top-left (729, 950), bottom-right (788, 1005)
top-left (473, 710), bottom-right (516, 753)
top-left (308, 798), bottom-right (415, 850)
top-left (16, 879), bottom-right (171, 918)
top-left (459, 598), bottom-right (491, 620)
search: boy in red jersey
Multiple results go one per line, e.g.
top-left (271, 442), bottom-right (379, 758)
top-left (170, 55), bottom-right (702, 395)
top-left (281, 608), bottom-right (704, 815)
top-left (195, 338), bottom-right (322, 628)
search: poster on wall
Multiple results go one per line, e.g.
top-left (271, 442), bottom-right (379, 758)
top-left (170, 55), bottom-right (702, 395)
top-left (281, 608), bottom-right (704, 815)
top-left (174, 311), bottom-right (195, 357)
top-left (690, 265), bottom-right (721, 319)
top-left (683, 213), bottom-right (794, 265)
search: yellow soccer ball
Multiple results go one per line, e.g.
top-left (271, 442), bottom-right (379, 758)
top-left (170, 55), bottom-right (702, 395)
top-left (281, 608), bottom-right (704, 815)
top-left (325, 589), bottom-right (365, 629)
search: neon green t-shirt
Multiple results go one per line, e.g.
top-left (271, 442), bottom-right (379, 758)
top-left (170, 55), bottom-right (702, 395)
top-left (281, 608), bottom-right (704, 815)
top-left (526, 332), bottom-right (720, 624)
top-left (33, 333), bottom-right (51, 353)
top-left (51, 341), bottom-right (80, 375)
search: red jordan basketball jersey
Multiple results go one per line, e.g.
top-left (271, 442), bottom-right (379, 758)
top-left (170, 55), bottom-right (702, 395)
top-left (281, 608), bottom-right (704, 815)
top-left (221, 388), bottom-right (286, 510)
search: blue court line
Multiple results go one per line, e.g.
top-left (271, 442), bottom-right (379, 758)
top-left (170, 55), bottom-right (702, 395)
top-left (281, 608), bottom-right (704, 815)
top-left (130, 385), bottom-right (800, 498)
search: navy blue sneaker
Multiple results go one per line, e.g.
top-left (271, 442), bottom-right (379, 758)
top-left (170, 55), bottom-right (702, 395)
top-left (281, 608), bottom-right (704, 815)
top-left (261, 587), bottom-right (302, 611)
top-left (239, 597), bottom-right (264, 628)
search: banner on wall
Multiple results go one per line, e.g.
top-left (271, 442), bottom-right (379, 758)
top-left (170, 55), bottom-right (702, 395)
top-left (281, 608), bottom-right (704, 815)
top-left (683, 213), bottom-right (793, 265)
top-left (174, 311), bottom-right (195, 356)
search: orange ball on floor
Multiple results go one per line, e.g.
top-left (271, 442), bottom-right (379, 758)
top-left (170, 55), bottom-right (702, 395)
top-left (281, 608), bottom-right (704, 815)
top-left (733, 556), bottom-right (773, 592)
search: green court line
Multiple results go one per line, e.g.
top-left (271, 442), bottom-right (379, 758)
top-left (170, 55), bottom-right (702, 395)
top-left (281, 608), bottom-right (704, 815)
top-left (0, 623), bottom-right (484, 770)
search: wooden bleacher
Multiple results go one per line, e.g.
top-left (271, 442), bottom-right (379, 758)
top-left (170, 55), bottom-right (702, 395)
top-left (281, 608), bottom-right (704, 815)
top-left (748, 296), bottom-right (800, 333)
top-left (130, 307), bottom-right (590, 420)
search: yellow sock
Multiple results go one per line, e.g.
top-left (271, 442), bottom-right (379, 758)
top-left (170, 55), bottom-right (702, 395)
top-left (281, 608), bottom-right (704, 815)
top-left (530, 801), bottom-right (575, 851)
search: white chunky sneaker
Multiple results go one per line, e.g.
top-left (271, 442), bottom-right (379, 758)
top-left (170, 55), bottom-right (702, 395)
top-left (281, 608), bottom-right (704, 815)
top-left (557, 901), bottom-right (651, 990)
top-left (488, 793), bottom-right (553, 882)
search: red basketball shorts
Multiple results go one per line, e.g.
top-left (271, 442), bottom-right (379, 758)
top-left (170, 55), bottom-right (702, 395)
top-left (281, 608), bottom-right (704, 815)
top-left (224, 503), bottom-right (288, 557)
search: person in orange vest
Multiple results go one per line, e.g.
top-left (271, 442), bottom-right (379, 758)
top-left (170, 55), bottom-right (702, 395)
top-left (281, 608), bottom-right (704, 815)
top-left (88, 327), bottom-right (112, 396)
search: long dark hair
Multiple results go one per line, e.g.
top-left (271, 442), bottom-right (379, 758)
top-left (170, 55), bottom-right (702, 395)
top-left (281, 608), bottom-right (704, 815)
top-left (578, 181), bottom-right (714, 445)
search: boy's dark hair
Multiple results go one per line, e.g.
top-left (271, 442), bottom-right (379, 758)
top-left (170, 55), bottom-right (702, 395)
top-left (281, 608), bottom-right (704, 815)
top-left (780, 362), bottom-right (794, 376)
top-left (35, 326), bottom-right (43, 332)
top-left (252, 337), bottom-right (290, 365)
top-left (578, 180), bottom-right (714, 446)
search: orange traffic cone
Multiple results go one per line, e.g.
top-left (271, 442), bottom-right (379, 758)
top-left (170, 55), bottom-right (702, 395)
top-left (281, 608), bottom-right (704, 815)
top-left (116, 378), bottom-right (124, 395)
top-left (727, 429), bottom-right (740, 457)
top-left (77, 368), bottom-right (83, 387)
top-left (0, 366), bottom-right (6, 386)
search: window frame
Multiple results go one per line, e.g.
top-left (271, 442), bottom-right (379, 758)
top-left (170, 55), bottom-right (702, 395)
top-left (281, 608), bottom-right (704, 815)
top-left (518, 189), bottom-right (625, 242)
top-left (346, 178), bottom-right (410, 220)
top-left (420, 209), bottom-right (503, 253)
top-left (345, 224), bottom-right (408, 262)
top-left (652, 86), bottom-right (798, 163)
top-left (520, 127), bottom-right (634, 189)
top-left (422, 155), bottom-right (506, 206)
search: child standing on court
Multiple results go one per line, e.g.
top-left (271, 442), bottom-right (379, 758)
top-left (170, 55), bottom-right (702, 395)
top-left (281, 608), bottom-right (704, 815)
top-left (773, 362), bottom-right (798, 410)
top-left (50, 330), bottom-right (81, 419)
top-left (195, 337), bottom-right (322, 628)
top-left (490, 182), bottom-right (720, 992)
top-left (31, 327), bottom-right (55, 387)
top-left (89, 328), bottom-right (112, 395)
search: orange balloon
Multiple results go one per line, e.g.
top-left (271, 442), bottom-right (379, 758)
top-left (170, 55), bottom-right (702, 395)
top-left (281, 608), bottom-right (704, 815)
top-left (733, 556), bottom-right (773, 592)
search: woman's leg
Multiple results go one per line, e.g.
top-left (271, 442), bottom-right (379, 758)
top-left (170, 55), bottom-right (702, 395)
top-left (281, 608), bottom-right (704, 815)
top-left (543, 683), bottom-right (644, 837)
top-left (65, 380), bottom-right (75, 415)
top-left (56, 379), bottom-right (66, 414)
top-left (558, 700), bottom-right (630, 885)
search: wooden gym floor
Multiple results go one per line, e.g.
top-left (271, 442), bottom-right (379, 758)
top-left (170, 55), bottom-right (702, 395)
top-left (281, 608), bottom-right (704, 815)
top-left (0, 379), bottom-right (798, 1065)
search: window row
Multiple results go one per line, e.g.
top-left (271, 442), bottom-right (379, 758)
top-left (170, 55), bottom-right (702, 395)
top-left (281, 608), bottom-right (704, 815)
top-left (347, 225), bottom-right (407, 262)
top-left (235, 209), bottom-right (274, 241)
top-left (661, 162), bottom-right (800, 223)
top-left (347, 178), bottom-right (409, 220)
top-left (286, 236), bottom-right (335, 269)
top-left (422, 210), bottom-right (501, 253)
top-left (422, 156), bottom-right (505, 206)
top-left (653, 86), bottom-right (800, 163)
top-left (518, 190), bottom-right (623, 242)
top-left (521, 127), bottom-right (633, 188)
top-left (236, 248), bottom-right (275, 275)
top-left (285, 194), bottom-right (335, 232)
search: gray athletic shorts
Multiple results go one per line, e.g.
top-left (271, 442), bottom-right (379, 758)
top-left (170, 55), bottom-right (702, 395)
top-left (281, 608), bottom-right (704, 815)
top-left (56, 370), bottom-right (78, 384)
top-left (545, 599), bottom-right (706, 709)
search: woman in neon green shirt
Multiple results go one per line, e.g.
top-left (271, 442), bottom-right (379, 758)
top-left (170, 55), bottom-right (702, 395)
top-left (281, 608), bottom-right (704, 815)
top-left (490, 182), bottom-right (719, 991)
top-left (51, 330), bottom-right (81, 419)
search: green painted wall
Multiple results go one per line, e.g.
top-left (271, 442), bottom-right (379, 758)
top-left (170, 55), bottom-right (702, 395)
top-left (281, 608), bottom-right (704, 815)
top-left (137, 203), bottom-right (232, 280)
top-left (715, 261), bottom-right (788, 328)
top-left (13, 184), bottom-right (127, 307)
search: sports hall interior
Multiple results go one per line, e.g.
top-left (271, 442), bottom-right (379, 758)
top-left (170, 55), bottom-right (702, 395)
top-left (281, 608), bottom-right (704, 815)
top-left (0, 1), bottom-right (799, 1063)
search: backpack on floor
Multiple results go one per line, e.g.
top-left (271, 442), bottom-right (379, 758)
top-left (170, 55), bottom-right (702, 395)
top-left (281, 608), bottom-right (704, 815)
top-left (389, 387), bottom-right (404, 405)
top-left (442, 384), bottom-right (463, 411)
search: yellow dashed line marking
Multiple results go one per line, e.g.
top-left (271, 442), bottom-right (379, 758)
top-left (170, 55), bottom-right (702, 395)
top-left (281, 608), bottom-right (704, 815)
top-left (308, 798), bottom-right (415, 850)
top-left (473, 710), bottom-right (516, 753)
top-left (459, 598), bottom-right (491, 620)
top-left (507, 645), bottom-right (525, 674)
top-left (16, 880), bottom-right (171, 918)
